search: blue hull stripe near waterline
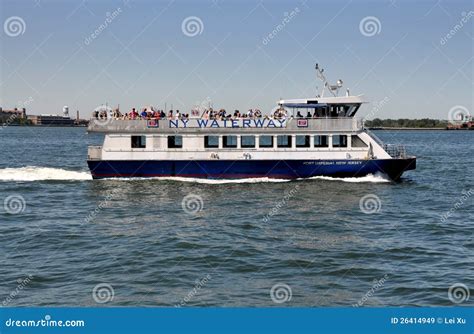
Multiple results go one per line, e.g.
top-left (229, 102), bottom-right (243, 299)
top-left (87, 158), bottom-right (416, 180)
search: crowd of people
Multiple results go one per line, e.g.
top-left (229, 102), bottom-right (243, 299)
top-left (93, 107), bottom-right (294, 121)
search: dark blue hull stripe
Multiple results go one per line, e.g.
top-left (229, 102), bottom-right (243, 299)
top-left (87, 158), bottom-right (416, 180)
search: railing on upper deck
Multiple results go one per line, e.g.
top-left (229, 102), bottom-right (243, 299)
top-left (383, 144), bottom-right (406, 159)
top-left (363, 127), bottom-right (384, 147)
top-left (87, 117), bottom-right (364, 133)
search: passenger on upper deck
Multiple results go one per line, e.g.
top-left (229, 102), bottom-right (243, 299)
top-left (93, 104), bottom-right (291, 121)
top-left (218, 109), bottom-right (226, 119)
top-left (113, 108), bottom-right (121, 119)
top-left (272, 107), bottom-right (286, 119)
top-left (130, 108), bottom-right (138, 119)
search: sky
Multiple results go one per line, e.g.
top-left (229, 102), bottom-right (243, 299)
top-left (0, 0), bottom-right (472, 119)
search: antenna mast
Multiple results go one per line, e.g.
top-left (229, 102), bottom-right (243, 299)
top-left (315, 63), bottom-right (344, 98)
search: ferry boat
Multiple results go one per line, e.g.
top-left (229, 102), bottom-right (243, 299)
top-left (87, 64), bottom-right (416, 180)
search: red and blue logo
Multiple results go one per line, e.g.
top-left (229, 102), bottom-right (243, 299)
top-left (297, 119), bottom-right (308, 127)
top-left (147, 120), bottom-right (159, 128)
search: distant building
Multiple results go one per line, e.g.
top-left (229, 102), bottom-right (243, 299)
top-left (27, 114), bottom-right (75, 126)
top-left (0, 107), bottom-right (26, 123)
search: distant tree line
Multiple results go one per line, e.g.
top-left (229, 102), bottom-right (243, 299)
top-left (0, 115), bottom-right (31, 126)
top-left (364, 118), bottom-right (448, 128)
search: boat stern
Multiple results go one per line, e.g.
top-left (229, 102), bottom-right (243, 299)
top-left (384, 156), bottom-right (416, 180)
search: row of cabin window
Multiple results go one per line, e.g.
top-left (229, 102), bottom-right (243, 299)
top-left (208, 135), bottom-right (341, 148)
top-left (131, 135), bottom-right (367, 149)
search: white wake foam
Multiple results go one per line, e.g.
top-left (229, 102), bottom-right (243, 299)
top-left (307, 173), bottom-right (391, 183)
top-left (0, 167), bottom-right (390, 184)
top-left (102, 174), bottom-right (390, 184)
top-left (0, 166), bottom-right (92, 181)
top-left (100, 176), bottom-right (291, 184)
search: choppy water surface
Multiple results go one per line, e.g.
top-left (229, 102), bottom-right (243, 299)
top-left (0, 127), bottom-right (472, 306)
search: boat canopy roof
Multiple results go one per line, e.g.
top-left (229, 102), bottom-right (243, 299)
top-left (278, 95), bottom-right (368, 106)
top-left (281, 103), bottom-right (328, 108)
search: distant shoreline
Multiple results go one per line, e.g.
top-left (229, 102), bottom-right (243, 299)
top-left (1, 124), bottom-right (87, 127)
top-left (369, 127), bottom-right (473, 131)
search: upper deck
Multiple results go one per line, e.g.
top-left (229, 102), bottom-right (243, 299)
top-left (88, 117), bottom-right (364, 134)
top-left (278, 95), bottom-right (368, 118)
top-left (278, 94), bottom-right (368, 106)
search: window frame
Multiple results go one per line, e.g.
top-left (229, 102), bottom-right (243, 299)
top-left (277, 135), bottom-right (292, 148)
top-left (314, 135), bottom-right (329, 148)
top-left (295, 135), bottom-right (310, 148)
top-left (204, 135), bottom-right (219, 148)
top-left (222, 135), bottom-right (238, 148)
top-left (351, 135), bottom-right (368, 148)
top-left (258, 135), bottom-right (274, 148)
top-left (168, 135), bottom-right (183, 149)
top-left (332, 135), bottom-right (348, 148)
top-left (131, 135), bottom-right (146, 148)
top-left (241, 135), bottom-right (256, 148)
